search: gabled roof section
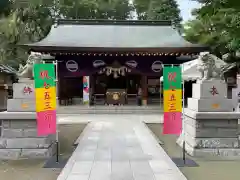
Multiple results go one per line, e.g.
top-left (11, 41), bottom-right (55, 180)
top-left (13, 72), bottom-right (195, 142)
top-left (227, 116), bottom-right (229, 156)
top-left (23, 19), bottom-right (208, 53)
top-left (0, 64), bottom-right (17, 75)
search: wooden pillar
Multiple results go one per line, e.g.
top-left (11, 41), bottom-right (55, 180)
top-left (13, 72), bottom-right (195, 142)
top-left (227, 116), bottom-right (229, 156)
top-left (90, 75), bottom-right (95, 105)
top-left (141, 75), bottom-right (148, 105)
top-left (90, 75), bottom-right (95, 94)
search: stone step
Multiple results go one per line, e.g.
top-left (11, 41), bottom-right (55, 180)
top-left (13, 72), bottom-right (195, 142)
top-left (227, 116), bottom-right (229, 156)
top-left (57, 110), bottom-right (162, 114)
top-left (57, 106), bottom-right (163, 114)
top-left (58, 105), bottom-right (161, 109)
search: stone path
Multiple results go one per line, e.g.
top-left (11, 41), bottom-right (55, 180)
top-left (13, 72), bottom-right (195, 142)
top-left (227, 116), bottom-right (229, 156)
top-left (57, 120), bottom-right (186, 180)
top-left (57, 114), bottom-right (163, 124)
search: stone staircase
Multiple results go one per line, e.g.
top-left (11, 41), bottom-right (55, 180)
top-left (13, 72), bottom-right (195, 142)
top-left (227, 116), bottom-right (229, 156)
top-left (57, 105), bottom-right (163, 114)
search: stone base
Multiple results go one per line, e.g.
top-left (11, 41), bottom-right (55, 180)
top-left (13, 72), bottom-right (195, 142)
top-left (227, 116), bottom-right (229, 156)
top-left (187, 98), bottom-right (234, 112)
top-left (0, 119), bottom-right (56, 160)
top-left (0, 144), bottom-right (56, 160)
top-left (7, 81), bottom-right (36, 112)
top-left (13, 82), bottom-right (35, 99)
top-left (7, 99), bottom-right (35, 112)
top-left (177, 136), bottom-right (240, 160)
top-left (177, 110), bottom-right (240, 159)
top-left (178, 79), bottom-right (240, 159)
top-left (192, 80), bottom-right (227, 99)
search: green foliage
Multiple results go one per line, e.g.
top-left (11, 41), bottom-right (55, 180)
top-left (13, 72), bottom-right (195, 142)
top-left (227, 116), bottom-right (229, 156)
top-left (147, 0), bottom-right (182, 26)
top-left (133, 0), bottom-right (150, 20)
top-left (184, 0), bottom-right (240, 59)
top-left (133, 0), bottom-right (182, 27)
top-left (0, 0), bottom-right (11, 16)
top-left (0, 13), bottom-right (28, 68)
top-left (0, 0), bottom-right (134, 68)
top-left (0, 1), bottom-right (53, 68)
top-left (59, 0), bottom-right (133, 20)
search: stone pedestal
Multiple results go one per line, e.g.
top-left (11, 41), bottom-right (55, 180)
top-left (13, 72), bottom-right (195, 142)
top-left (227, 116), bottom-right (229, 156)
top-left (177, 80), bottom-right (240, 159)
top-left (7, 79), bottom-right (35, 112)
top-left (0, 79), bottom-right (56, 160)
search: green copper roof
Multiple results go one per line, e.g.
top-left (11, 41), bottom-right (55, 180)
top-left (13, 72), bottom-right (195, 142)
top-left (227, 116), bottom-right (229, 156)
top-left (24, 19), bottom-right (208, 53)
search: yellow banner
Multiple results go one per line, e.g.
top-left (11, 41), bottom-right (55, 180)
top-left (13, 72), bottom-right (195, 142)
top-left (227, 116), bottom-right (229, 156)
top-left (163, 89), bottom-right (182, 112)
top-left (35, 87), bottom-right (57, 112)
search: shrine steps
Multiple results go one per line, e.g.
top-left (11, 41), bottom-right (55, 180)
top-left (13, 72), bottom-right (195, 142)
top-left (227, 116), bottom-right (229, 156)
top-left (57, 105), bottom-right (162, 114)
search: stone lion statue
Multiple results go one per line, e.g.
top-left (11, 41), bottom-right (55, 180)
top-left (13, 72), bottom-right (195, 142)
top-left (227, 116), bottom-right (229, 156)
top-left (18, 52), bottom-right (42, 79)
top-left (197, 52), bottom-right (236, 80)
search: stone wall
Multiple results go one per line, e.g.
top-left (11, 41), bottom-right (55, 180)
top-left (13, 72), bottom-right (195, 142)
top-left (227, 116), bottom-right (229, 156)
top-left (0, 119), bottom-right (56, 160)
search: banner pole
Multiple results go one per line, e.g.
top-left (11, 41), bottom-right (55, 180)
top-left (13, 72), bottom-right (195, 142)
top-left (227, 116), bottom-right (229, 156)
top-left (181, 64), bottom-right (186, 164)
top-left (160, 65), bottom-right (163, 109)
top-left (54, 60), bottom-right (59, 163)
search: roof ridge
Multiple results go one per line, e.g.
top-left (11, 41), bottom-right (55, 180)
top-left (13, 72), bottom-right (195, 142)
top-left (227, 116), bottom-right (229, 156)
top-left (56, 19), bottom-right (172, 26)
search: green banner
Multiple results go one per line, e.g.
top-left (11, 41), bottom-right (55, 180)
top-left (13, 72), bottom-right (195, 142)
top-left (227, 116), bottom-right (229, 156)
top-left (33, 64), bottom-right (56, 88)
top-left (163, 66), bottom-right (182, 90)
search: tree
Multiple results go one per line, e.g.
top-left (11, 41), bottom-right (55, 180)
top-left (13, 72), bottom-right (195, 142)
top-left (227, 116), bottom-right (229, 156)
top-left (147, 0), bottom-right (182, 26)
top-left (0, 12), bottom-right (28, 67)
top-left (133, 0), bottom-right (182, 27)
top-left (184, 0), bottom-right (240, 57)
top-left (132, 0), bottom-right (149, 20)
top-left (0, 0), bottom-right (11, 16)
top-left (0, 0), bottom-right (134, 67)
top-left (59, 0), bottom-right (133, 20)
top-left (0, 1), bottom-right (53, 68)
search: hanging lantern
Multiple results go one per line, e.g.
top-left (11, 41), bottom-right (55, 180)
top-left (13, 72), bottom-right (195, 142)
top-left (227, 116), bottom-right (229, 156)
top-left (106, 69), bottom-right (111, 76)
top-left (113, 71), bottom-right (118, 78)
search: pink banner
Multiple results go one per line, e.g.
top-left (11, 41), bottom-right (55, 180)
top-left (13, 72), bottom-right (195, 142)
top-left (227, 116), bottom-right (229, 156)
top-left (37, 110), bottom-right (56, 136)
top-left (163, 112), bottom-right (182, 135)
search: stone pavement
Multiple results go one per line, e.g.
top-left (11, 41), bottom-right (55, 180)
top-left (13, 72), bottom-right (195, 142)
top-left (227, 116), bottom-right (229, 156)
top-left (57, 114), bottom-right (163, 124)
top-left (57, 120), bottom-right (186, 180)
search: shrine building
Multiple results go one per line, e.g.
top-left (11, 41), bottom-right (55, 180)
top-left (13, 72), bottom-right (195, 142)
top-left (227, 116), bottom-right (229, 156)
top-left (23, 19), bottom-right (208, 106)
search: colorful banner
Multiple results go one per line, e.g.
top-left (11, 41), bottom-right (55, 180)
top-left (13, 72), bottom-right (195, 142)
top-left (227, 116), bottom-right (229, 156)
top-left (34, 64), bottom-right (57, 136)
top-left (163, 66), bottom-right (182, 135)
top-left (83, 76), bottom-right (89, 105)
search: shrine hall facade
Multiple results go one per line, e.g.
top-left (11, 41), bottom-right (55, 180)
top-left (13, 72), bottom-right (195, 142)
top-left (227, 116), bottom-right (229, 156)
top-left (23, 19), bottom-right (208, 106)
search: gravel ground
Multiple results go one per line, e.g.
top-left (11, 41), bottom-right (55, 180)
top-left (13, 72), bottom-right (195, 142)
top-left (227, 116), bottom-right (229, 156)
top-left (147, 123), bottom-right (240, 180)
top-left (0, 123), bottom-right (87, 180)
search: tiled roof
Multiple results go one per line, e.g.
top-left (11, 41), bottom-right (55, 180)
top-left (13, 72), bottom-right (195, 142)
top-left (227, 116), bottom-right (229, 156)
top-left (23, 19), bottom-right (208, 53)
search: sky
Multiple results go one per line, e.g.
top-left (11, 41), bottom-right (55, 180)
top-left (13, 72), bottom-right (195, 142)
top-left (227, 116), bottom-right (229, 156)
top-left (176, 0), bottom-right (200, 21)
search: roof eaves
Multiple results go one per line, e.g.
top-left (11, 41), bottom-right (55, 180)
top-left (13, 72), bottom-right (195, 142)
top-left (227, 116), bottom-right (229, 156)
top-left (56, 19), bottom-right (173, 26)
top-left (24, 45), bottom-right (209, 54)
top-left (0, 64), bottom-right (17, 75)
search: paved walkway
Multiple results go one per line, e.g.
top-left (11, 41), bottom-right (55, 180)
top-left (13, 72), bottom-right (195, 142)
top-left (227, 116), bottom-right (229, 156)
top-left (57, 114), bottom-right (163, 124)
top-left (57, 120), bottom-right (186, 180)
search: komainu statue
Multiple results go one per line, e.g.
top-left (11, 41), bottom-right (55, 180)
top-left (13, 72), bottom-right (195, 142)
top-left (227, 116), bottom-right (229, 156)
top-left (18, 52), bottom-right (42, 79)
top-left (197, 52), bottom-right (237, 80)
